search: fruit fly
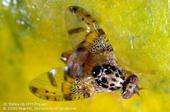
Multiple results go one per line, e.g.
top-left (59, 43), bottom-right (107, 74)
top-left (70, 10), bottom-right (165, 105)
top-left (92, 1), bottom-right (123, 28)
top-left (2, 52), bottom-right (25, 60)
top-left (29, 6), bottom-right (141, 101)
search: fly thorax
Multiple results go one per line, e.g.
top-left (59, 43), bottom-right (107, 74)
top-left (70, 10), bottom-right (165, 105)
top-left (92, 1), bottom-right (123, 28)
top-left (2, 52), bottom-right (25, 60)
top-left (92, 64), bottom-right (125, 91)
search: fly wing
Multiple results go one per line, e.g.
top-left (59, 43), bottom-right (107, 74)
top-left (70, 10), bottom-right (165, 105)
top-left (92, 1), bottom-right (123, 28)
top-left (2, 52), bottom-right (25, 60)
top-left (29, 68), bottom-right (95, 101)
top-left (65, 6), bottom-right (114, 54)
top-left (64, 6), bottom-right (88, 49)
top-left (29, 68), bottom-right (65, 101)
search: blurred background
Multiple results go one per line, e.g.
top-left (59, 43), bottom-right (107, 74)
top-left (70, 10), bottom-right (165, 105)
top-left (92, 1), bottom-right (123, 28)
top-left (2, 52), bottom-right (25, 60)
top-left (0, 0), bottom-right (170, 112)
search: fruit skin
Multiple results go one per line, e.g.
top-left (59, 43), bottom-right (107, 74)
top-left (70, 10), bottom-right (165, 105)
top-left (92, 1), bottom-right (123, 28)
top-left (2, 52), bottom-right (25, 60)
top-left (0, 0), bottom-right (170, 112)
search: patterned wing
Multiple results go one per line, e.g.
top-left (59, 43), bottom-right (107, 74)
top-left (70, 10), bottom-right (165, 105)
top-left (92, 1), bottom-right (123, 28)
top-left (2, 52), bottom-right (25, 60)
top-left (29, 68), bottom-right (95, 101)
top-left (65, 6), bottom-right (88, 49)
top-left (65, 6), bottom-right (114, 54)
top-left (29, 68), bottom-right (65, 101)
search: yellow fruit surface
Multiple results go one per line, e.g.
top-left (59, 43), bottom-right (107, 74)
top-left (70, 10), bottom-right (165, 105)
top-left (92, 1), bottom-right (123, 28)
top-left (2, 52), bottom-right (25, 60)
top-left (0, 0), bottom-right (170, 112)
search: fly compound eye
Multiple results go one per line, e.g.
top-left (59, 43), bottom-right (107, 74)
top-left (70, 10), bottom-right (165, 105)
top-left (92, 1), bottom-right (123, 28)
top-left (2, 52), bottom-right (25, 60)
top-left (92, 65), bottom-right (102, 77)
top-left (121, 75), bottom-right (140, 99)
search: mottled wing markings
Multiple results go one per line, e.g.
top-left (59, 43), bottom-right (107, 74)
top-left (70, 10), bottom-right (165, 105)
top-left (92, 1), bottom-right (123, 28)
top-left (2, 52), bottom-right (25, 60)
top-left (67, 6), bottom-right (113, 54)
top-left (29, 68), bottom-right (94, 101)
top-left (29, 68), bottom-right (65, 101)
